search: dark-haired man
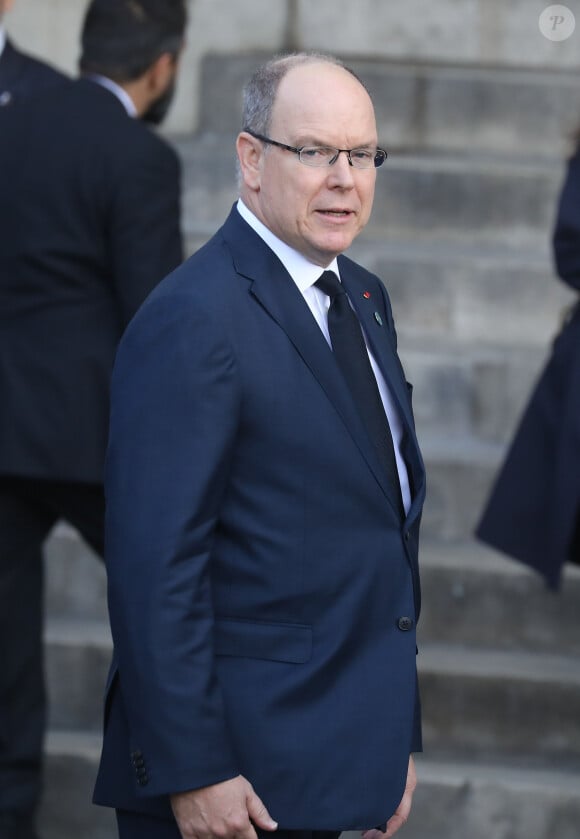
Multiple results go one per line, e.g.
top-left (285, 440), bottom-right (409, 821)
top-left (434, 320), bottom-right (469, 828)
top-left (94, 52), bottom-right (425, 839)
top-left (0, 0), bottom-right (67, 107)
top-left (0, 2), bottom-right (186, 837)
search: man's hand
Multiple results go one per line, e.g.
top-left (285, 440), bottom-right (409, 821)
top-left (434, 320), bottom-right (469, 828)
top-left (361, 755), bottom-right (417, 839)
top-left (170, 775), bottom-right (278, 839)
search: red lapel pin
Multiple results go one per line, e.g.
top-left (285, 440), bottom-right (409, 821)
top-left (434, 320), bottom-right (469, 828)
top-left (363, 291), bottom-right (371, 299)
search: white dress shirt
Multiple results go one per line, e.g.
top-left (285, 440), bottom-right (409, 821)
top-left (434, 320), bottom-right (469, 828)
top-left (85, 74), bottom-right (138, 118)
top-left (237, 199), bottom-right (411, 514)
top-left (0, 26), bottom-right (6, 58)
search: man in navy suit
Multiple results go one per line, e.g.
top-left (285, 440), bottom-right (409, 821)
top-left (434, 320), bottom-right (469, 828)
top-left (0, 2), bottom-right (186, 837)
top-left (0, 0), bottom-right (66, 107)
top-left (94, 53), bottom-right (426, 839)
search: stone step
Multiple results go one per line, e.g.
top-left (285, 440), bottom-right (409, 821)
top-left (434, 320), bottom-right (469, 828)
top-left (41, 444), bottom-right (509, 622)
top-left (42, 439), bottom-right (506, 628)
top-left (175, 135), bottom-right (565, 250)
top-left (43, 531), bottom-right (580, 661)
top-left (419, 434), bottom-right (501, 541)
top-left (42, 448), bottom-right (497, 628)
top-left (372, 154), bottom-right (562, 249)
top-left (419, 643), bottom-right (580, 767)
top-left (347, 757), bottom-right (580, 839)
top-left (419, 541), bottom-right (580, 656)
top-left (37, 416), bottom-right (550, 569)
top-left (42, 732), bottom-right (115, 839)
top-left (400, 339), bottom-right (548, 446)
top-left (178, 230), bottom-right (575, 349)
top-left (348, 238), bottom-right (574, 346)
top-left (44, 527), bottom-right (106, 622)
top-left (45, 587), bottom-right (580, 758)
top-left (198, 53), bottom-right (580, 156)
top-left (35, 446), bottom-right (544, 564)
top-left (420, 427), bottom-right (580, 542)
top-left (42, 734), bottom-right (580, 839)
top-left (45, 618), bottom-right (111, 732)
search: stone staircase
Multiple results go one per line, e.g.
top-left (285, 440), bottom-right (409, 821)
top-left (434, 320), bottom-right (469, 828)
top-left (40, 43), bottom-right (580, 839)
top-left (42, 532), bottom-right (114, 839)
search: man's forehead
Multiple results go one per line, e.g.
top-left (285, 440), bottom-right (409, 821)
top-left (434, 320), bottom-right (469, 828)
top-left (271, 62), bottom-right (376, 137)
top-left (276, 63), bottom-right (371, 109)
top-left (277, 61), bottom-right (365, 98)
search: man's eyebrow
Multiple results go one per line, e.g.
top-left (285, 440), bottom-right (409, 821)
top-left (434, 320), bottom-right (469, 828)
top-left (293, 135), bottom-right (376, 149)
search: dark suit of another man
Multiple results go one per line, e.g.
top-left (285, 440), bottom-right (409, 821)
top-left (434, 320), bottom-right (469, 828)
top-left (0, 38), bottom-right (66, 106)
top-left (0, 77), bottom-right (183, 821)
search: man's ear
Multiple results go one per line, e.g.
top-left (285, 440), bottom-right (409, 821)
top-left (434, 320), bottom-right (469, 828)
top-left (147, 51), bottom-right (177, 95)
top-left (236, 132), bottom-right (263, 191)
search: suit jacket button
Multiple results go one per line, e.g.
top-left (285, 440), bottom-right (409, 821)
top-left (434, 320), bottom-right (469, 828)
top-left (397, 616), bottom-right (414, 631)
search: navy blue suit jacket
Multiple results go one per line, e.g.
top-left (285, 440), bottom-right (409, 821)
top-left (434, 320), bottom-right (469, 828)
top-left (94, 207), bottom-right (425, 830)
top-left (0, 39), bottom-right (66, 106)
top-left (0, 78), bottom-right (182, 483)
top-left (477, 152), bottom-right (580, 587)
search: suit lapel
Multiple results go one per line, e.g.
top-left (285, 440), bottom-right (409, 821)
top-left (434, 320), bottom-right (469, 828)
top-left (0, 42), bottom-right (19, 105)
top-left (222, 209), bottom-right (402, 513)
top-left (340, 261), bottom-right (426, 521)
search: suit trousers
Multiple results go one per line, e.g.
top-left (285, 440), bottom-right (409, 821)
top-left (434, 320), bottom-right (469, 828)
top-left (116, 810), bottom-right (341, 839)
top-left (0, 477), bottom-right (104, 815)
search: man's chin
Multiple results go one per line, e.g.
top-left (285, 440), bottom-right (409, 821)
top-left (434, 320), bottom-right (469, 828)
top-left (312, 231), bottom-right (358, 261)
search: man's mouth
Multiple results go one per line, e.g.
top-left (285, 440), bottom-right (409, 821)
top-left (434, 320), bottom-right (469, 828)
top-left (318, 209), bottom-right (353, 217)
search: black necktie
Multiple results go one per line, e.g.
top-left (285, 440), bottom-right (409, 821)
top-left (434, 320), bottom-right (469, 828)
top-left (316, 270), bottom-right (403, 514)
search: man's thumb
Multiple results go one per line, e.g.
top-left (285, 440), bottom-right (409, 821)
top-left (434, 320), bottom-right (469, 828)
top-left (246, 788), bottom-right (278, 831)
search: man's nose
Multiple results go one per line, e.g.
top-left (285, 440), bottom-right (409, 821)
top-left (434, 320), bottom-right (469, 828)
top-left (327, 151), bottom-right (356, 186)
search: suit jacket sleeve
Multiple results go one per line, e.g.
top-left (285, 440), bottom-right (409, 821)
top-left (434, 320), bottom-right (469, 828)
top-left (105, 288), bottom-right (241, 796)
top-left (553, 150), bottom-right (580, 292)
top-left (110, 137), bottom-right (183, 325)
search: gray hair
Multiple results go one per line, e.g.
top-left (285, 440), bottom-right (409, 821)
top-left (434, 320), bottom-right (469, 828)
top-left (241, 51), bottom-right (368, 135)
top-left (237, 52), bottom-right (369, 187)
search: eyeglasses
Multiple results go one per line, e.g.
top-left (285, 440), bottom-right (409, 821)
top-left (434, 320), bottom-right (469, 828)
top-left (244, 129), bottom-right (387, 169)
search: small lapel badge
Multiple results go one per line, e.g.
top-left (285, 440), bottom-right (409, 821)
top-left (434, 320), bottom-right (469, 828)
top-left (374, 312), bottom-right (383, 326)
top-left (363, 291), bottom-right (371, 299)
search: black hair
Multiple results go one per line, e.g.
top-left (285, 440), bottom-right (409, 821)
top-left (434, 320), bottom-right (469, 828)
top-left (79, 0), bottom-right (187, 82)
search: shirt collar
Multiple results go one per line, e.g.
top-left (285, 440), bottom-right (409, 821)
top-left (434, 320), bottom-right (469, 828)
top-left (0, 26), bottom-right (7, 58)
top-left (236, 199), bottom-right (340, 291)
top-left (84, 74), bottom-right (138, 117)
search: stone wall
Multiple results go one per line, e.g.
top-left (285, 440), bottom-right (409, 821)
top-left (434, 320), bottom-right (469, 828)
top-left (6, 0), bottom-right (580, 136)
